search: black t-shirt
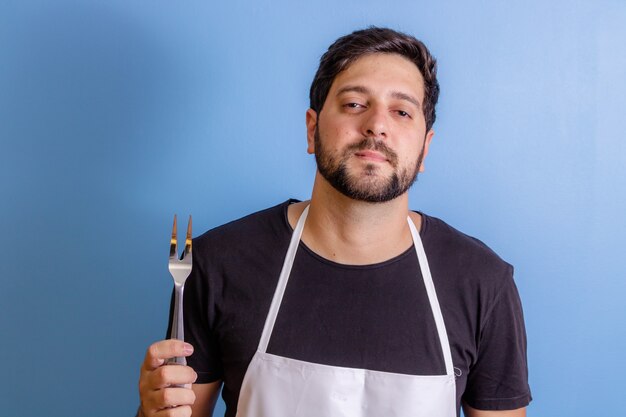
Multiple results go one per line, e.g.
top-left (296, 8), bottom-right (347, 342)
top-left (171, 200), bottom-right (531, 416)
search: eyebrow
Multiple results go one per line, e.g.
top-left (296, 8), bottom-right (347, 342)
top-left (390, 91), bottom-right (421, 109)
top-left (336, 85), bottom-right (421, 109)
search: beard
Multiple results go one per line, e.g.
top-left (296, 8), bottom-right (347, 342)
top-left (314, 127), bottom-right (425, 203)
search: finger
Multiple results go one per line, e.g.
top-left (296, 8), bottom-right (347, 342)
top-left (142, 386), bottom-right (195, 415)
top-left (153, 405), bottom-right (192, 417)
top-left (160, 387), bottom-right (196, 408)
top-left (143, 340), bottom-right (194, 370)
top-left (148, 365), bottom-right (198, 389)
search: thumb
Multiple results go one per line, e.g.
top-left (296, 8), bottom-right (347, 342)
top-left (143, 340), bottom-right (194, 370)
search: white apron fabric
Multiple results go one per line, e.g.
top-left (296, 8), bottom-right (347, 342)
top-left (235, 206), bottom-right (456, 417)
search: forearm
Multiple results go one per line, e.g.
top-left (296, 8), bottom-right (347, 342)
top-left (190, 381), bottom-right (222, 417)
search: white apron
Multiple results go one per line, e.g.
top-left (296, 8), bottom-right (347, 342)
top-left (235, 206), bottom-right (456, 417)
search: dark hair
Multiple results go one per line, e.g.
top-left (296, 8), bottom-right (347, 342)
top-left (309, 27), bottom-right (440, 131)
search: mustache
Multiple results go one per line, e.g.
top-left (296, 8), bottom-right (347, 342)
top-left (346, 137), bottom-right (398, 166)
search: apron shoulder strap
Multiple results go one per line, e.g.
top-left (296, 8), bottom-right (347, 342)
top-left (257, 205), bottom-right (310, 352)
top-left (407, 217), bottom-right (454, 376)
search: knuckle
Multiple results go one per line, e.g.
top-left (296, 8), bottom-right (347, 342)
top-left (178, 405), bottom-right (192, 417)
top-left (139, 368), bottom-right (151, 387)
top-left (155, 366), bottom-right (170, 383)
top-left (138, 376), bottom-right (153, 397)
top-left (184, 366), bottom-right (196, 380)
top-left (147, 343), bottom-right (160, 359)
top-left (161, 388), bottom-right (173, 405)
top-left (146, 389), bottom-right (159, 407)
top-left (164, 404), bottom-right (191, 417)
top-left (161, 365), bottom-right (177, 381)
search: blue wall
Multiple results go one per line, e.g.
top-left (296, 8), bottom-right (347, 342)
top-left (1, 1), bottom-right (625, 416)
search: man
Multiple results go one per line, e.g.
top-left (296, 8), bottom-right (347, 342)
top-left (138, 27), bottom-right (531, 417)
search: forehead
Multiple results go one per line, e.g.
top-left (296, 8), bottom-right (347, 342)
top-left (330, 53), bottom-right (425, 100)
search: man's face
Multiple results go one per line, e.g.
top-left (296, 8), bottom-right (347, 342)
top-left (307, 53), bottom-right (434, 203)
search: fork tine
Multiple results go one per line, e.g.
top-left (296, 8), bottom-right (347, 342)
top-left (184, 215), bottom-right (192, 258)
top-left (170, 214), bottom-right (178, 259)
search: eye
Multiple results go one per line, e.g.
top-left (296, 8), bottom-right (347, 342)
top-left (344, 102), bottom-right (365, 109)
top-left (396, 110), bottom-right (411, 118)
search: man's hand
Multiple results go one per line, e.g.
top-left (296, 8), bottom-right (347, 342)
top-left (138, 340), bottom-right (198, 417)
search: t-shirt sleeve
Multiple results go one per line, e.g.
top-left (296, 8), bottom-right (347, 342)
top-left (166, 244), bottom-right (224, 384)
top-left (462, 270), bottom-right (532, 410)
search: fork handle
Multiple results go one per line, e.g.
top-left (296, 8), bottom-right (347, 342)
top-left (166, 283), bottom-right (187, 366)
top-left (165, 356), bottom-right (187, 366)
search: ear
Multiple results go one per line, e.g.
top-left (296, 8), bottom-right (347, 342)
top-left (418, 129), bottom-right (435, 173)
top-left (306, 108), bottom-right (318, 154)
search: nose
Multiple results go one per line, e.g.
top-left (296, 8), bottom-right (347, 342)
top-left (361, 107), bottom-right (388, 139)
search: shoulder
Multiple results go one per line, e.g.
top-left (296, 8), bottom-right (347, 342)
top-left (192, 199), bottom-right (295, 262)
top-left (419, 212), bottom-right (513, 276)
top-left (188, 200), bottom-right (293, 285)
top-left (198, 199), bottom-right (292, 239)
top-left (417, 212), bottom-right (516, 313)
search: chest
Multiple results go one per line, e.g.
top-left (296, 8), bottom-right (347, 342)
top-left (214, 249), bottom-right (476, 378)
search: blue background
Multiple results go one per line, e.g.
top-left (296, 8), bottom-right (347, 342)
top-left (1, 1), bottom-right (625, 416)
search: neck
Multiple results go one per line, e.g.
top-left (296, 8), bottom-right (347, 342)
top-left (289, 172), bottom-right (420, 265)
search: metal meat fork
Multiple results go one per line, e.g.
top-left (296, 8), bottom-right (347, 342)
top-left (166, 214), bottom-right (192, 366)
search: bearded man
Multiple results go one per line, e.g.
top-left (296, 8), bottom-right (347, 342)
top-left (138, 27), bottom-right (532, 417)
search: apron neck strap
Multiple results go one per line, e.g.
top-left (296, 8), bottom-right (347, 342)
top-left (257, 205), bottom-right (309, 353)
top-left (407, 216), bottom-right (454, 376)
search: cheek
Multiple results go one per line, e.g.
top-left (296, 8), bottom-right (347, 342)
top-left (323, 113), bottom-right (355, 135)
top-left (326, 119), bottom-right (347, 137)
top-left (398, 143), bottom-right (422, 164)
top-left (320, 123), bottom-right (352, 150)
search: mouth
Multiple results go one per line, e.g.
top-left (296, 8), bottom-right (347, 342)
top-left (354, 150), bottom-right (388, 163)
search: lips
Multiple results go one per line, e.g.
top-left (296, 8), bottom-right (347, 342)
top-left (346, 137), bottom-right (398, 166)
top-left (354, 150), bottom-right (388, 162)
